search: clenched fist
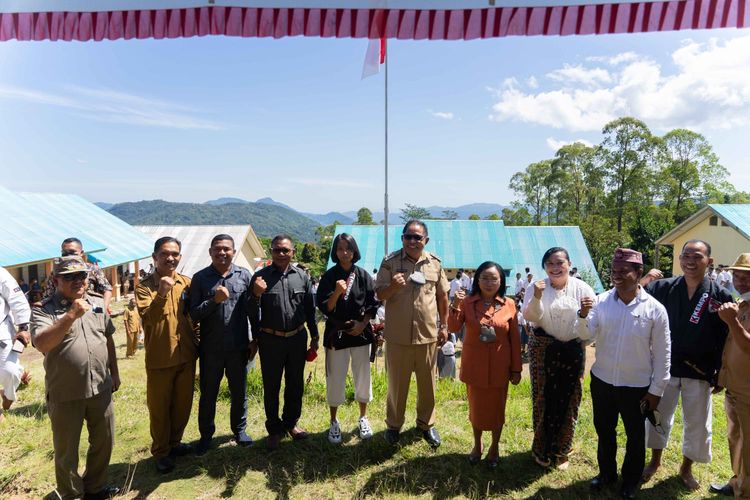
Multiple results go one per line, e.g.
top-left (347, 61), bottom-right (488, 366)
top-left (533, 280), bottom-right (546, 299)
top-left (718, 302), bottom-right (740, 324)
top-left (391, 273), bottom-right (407, 290)
top-left (335, 279), bottom-right (347, 296)
top-left (158, 276), bottom-right (175, 297)
top-left (454, 288), bottom-right (466, 304)
top-left (579, 296), bottom-right (594, 317)
top-left (214, 285), bottom-right (230, 303)
top-left (253, 277), bottom-right (268, 297)
top-left (70, 299), bottom-right (90, 319)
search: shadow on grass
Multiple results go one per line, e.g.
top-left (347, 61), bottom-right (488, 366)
top-left (110, 428), bottom-right (417, 498)
top-left (355, 449), bottom-right (549, 499)
top-left (8, 401), bottom-right (48, 420)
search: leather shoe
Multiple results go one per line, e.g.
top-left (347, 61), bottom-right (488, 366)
top-left (267, 433), bottom-right (281, 451)
top-left (286, 426), bottom-right (309, 440)
top-left (422, 428), bottom-right (441, 449)
top-left (170, 442), bottom-right (192, 457)
top-left (621, 482), bottom-right (639, 499)
top-left (590, 475), bottom-right (617, 491)
top-left (195, 437), bottom-right (212, 456)
top-left (155, 455), bottom-right (175, 474)
top-left (709, 483), bottom-right (734, 496)
top-left (83, 485), bottom-right (120, 500)
top-left (234, 430), bottom-right (253, 447)
top-left (384, 429), bottom-right (400, 445)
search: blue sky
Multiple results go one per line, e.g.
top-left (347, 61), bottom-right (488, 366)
top-left (1, 28), bottom-right (749, 213)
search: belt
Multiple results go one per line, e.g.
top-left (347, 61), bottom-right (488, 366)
top-left (260, 325), bottom-right (305, 338)
top-left (443, 354), bottom-right (455, 357)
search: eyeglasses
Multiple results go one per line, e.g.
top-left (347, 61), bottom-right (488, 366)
top-left (402, 234), bottom-right (424, 242)
top-left (479, 278), bottom-right (501, 283)
top-left (272, 248), bottom-right (292, 255)
top-left (61, 272), bottom-right (88, 282)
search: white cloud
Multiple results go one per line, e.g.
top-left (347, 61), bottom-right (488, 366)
top-left (490, 35), bottom-right (750, 132)
top-left (545, 137), bottom-right (594, 151)
top-left (586, 51), bottom-right (640, 65)
top-left (428, 110), bottom-right (455, 120)
top-left (0, 84), bottom-right (222, 130)
top-left (527, 76), bottom-right (539, 89)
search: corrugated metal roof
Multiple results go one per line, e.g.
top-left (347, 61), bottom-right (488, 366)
top-left (15, 192), bottom-right (153, 269)
top-left (329, 221), bottom-right (603, 293)
top-left (0, 185), bottom-right (106, 267)
top-left (329, 221), bottom-right (515, 274)
top-left (709, 204), bottom-right (750, 241)
top-left (135, 225), bottom-right (259, 277)
top-left (505, 226), bottom-right (604, 293)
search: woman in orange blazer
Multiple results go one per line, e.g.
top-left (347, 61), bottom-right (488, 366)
top-left (448, 261), bottom-right (522, 469)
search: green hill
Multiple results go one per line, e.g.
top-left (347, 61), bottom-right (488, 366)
top-left (108, 200), bottom-right (320, 242)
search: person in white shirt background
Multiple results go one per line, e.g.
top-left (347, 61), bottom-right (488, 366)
top-left (0, 266), bottom-right (32, 423)
top-left (514, 272), bottom-right (525, 298)
top-left (577, 248), bottom-right (671, 499)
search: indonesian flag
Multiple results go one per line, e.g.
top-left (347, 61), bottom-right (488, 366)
top-left (361, 37), bottom-right (386, 79)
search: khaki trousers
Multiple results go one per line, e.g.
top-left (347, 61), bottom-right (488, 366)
top-left (47, 391), bottom-right (114, 500)
top-left (726, 391), bottom-right (750, 498)
top-left (385, 342), bottom-right (437, 431)
top-left (125, 328), bottom-right (138, 357)
top-left (147, 361), bottom-right (196, 458)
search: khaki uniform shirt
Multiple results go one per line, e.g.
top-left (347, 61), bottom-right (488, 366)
top-left (719, 301), bottom-right (750, 403)
top-left (375, 250), bottom-right (449, 346)
top-left (135, 273), bottom-right (197, 370)
top-left (123, 307), bottom-right (140, 334)
top-left (30, 294), bottom-right (115, 403)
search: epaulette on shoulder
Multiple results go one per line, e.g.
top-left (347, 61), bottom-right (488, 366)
top-left (384, 250), bottom-right (401, 261)
top-left (428, 252), bottom-right (442, 262)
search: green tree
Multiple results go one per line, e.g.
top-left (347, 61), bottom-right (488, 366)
top-left (355, 207), bottom-right (375, 225)
top-left (628, 205), bottom-right (673, 268)
top-left (441, 210), bottom-right (459, 220)
top-left (552, 142), bottom-right (600, 223)
top-left (510, 161), bottom-right (549, 225)
top-left (400, 204), bottom-right (432, 222)
top-left (598, 117), bottom-right (658, 232)
top-left (485, 213), bottom-right (501, 221)
top-left (501, 206), bottom-right (532, 226)
top-left (468, 214), bottom-right (481, 220)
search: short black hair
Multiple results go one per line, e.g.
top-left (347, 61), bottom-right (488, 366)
top-left (402, 219), bottom-right (428, 236)
top-left (330, 233), bottom-right (361, 264)
top-left (271, 234), bottom-right (294, 248)
top-left (211, 234), bottom-right (235, 248)
top-left (681, 239), bottom-right (712, 256)
top-left (154, 236), bottom-right (181, 253)
top-left (61, 237), bottom-right (82, 248)
top-left (541, 247), bottom-right (571, 268)
top-left (470, 261), bottom-right (507, 299)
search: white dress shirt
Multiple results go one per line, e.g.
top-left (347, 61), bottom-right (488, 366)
top-left (515, 278), bottom-right (526, 296)
top-left (449, 278), bottom-right (462, 299)
top-left (576, 286), bottom-right (671, 396)
top-left (0, 266), bottom-right (31, 341)
top-left (522, 277), bottom-right (595, 342)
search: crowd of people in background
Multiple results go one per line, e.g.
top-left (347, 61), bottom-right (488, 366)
top-left (2, 221), bottom-right (750, 499)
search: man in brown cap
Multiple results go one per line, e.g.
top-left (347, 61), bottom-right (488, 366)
top-left (576, 248), bottom-right (671, 499)
top-left (136, 236), bottom-right (197, 473)
top-left (711, 253), bottom-right (750, 497)
top-left (30, 256), bottom-right (120, 500)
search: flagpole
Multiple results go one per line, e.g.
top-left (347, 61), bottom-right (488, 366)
top-left (383, 40), bottom-right (389, 257)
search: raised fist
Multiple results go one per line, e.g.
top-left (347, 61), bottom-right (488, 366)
top-left (335, 279), bottom-right (347, 296)
top-left (391, 273), bottom-right (407, 289)
top-left (253, 277), bottom-right (268, 297)
top-left (579, 296), bottom-right (594, 317)
top-left (455, 288), bottom-right (466, 304)
top-left (70, 298), bottom-right (90, 319)
top-left (214, 285), bottom-right (230, 303)
top-left (718, 302), bottom-right (739, 324)
top-left (158, 276), bottom-right (175, 297)
top-left (533, 280), bottom-right (546, 299)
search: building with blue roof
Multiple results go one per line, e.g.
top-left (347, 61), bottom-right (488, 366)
top-left (329, 220), bottom-right (604, 293)
top-left (0, 186), bottom-right (154, 296)
top-left (656, 204), bottom-right (750, 276)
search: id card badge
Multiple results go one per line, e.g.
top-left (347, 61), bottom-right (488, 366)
top-left (11, 340), bottom-right (25, 353)
top-left (409, 271), bottom-right (426, 285)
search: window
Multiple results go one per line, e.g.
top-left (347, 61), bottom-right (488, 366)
top-left (709, 216), bottom-right (718, 226)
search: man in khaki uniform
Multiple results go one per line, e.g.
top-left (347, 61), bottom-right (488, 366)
top-left (713, 253), bottom-right (750, 497)
top-left (123, 298), bottom-right (140, 358)
top-left (31, 256), bottom-right (120, 500)
top-left (136, 237), bottom-right (198, 473)
top-left (376, 220), bottom-right (449, 448)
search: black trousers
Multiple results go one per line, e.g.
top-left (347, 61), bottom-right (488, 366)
top-left (257, 330), bottom-right (308, 435)
top-left (590, 373), bottom-right (649, 486)
top-left (198, 348), bottom-right (248, 439)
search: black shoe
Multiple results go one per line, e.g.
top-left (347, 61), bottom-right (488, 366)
top-left (709, 483), bottom-right (734, 496)
top-left (468, 453), bottom-right (481, 465)
top-left (384, 429), bottom-right (400, 445)
top-left (590, 475), bottom-right (617, 491)
top-left (83, 486), bottom-right (120, 500)
top-left (486, 456), bottom-right (500, 470)
top-left (234, 430), bottom-right (253, 447)
top-left (422, 428), bottom-right (441, 449)
top-left (195, 437), bottom-right (212, 456)
top-left (155, 455), bottom-right (175, 474)
top-left (169, 442), bottom-right (193, 457)
top-left (621, 482), bottom-right (639, 499)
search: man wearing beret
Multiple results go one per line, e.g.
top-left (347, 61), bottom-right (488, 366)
top-left (576, 248), bottom-right (671, 499)
top-left (31, 256), bottom-right (120, 500)
top-left (640, 240), bottom-right (732, 490)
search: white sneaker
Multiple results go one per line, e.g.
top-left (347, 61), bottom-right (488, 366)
top-left (328, 420), bottom-right (342, 444)
top-left (358, 416), bottom-right (373, 440)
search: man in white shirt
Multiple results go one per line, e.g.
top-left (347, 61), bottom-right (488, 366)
top-left (0, 266), bottom-right (31, 422)
top-left (720, 265), bottom-right (733, 289)
top-left (449, 271), bottom-right (465, 303)
top-left (460, 269), bottom-right (472, 290)
top-left (514, 272), bottom-right (525, 297)
top-left (577, 248), bottom-right (671, 499)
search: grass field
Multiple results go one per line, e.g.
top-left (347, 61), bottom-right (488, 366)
top-left (0, 298), bottom-right (734, 499)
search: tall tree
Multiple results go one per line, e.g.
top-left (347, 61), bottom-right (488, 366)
top-left (598, 117), bottom-right (658, 232)
top-left (400, 204), bottom-right (432, 222)
top-left (355, 207), bottom-right (375, 225)
top-left (510, 161), bottom-right (550, 225)
top-left (468, 214), bottom-right (481, 220)
top-left (552, 142), bottom-right (600, 223)
top-left (441, 209), bottom-right (459, 220)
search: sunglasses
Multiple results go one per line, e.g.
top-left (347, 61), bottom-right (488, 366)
top-left (402, 234), bottom-right (424, 242)
top-left (61, 272), bottom-right (88, 282)
top-left (271, 247), bottom-right (292, 255)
